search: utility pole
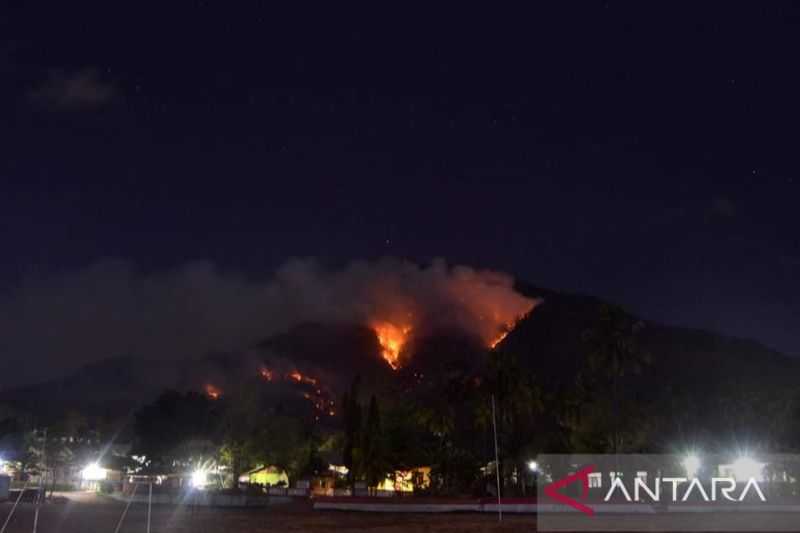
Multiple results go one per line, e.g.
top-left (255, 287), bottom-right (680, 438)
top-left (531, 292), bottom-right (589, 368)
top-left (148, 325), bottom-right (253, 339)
top-left (147, 482), bottom-right (153, 533)
top-left (32, 427), bottom-right (47, 533)
top-left (491, 395), bottom-right (502, 522)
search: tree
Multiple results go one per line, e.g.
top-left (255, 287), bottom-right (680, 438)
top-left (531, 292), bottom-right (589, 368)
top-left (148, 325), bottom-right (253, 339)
top-left (413, 362), bottom-right (485, 496)
top-left (219, 384), bottom-right (264, 488)
top-left (341, 376), bottom-right (363, 489)
top-left (477, 351), bottom-right (543, 495)
top-left (360, 395), bottom-right (389, 488)
top-left (381, 403), bottom-right (436, 481)
top-left (295, 427), bottom-right (328, 480)
top-left (577, 304), bottom-right (650, 453)
top-left (132, 390), bottom-right (220, 473)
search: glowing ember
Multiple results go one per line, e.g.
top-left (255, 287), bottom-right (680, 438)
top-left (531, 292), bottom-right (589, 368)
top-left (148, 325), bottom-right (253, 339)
top-left (489, 327), bottom-right (512, 349)
top-left (488, 332), bottom-right (506, 349)
top-left (204, 384), bottom-right (222, 400)
top-left (488, 311), bottom-right (532, 349)
top-left (258, 366), bottom-right (335, 418)
top-left (288, 370), bottom-right (317, 385)
top-left (368, 305), bottom-right (533, 367)
top-left (371, 320), bottom-right (412, 370)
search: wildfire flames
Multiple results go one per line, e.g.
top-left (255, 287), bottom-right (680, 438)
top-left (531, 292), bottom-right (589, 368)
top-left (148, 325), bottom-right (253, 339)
top-left (371, 320), bottom-right (412, 370)
top-left (288, 369), bottom-right (317, 386)
top-left (351, 261), bottom-right (538, 370)
top-left (371, 313), bottom-right (529, 369)
top-left (259, 366), bottom-right (334, 420)
top-left (369, 308), bottom-right (534, 370)
top-left (488, 317), bottom-right (525, 349)
top-left (488, 330), bottom-right (510, 349)
top-left (204, 384), bottom-right (222, 400)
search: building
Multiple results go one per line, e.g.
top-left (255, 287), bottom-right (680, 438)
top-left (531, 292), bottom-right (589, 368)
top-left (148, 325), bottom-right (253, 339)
top-left (238, 466), bottom-right (289, 487)
top-left (375, 467), bottom-right (431, 493)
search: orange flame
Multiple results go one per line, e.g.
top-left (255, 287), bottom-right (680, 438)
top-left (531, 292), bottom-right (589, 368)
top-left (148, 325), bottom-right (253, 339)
top-left (488, 331), bottom-right (509, 349)
top-left (371, 308), bottom-right (532, 367)
top-left (205, 384), bottom-right (222, 400)
top-left (288, 370), bottom-right (317, 385)
top-left (488, 312), bottom-right (532, 349)
top-left (257, 367), bottom-right (335, 418)
top-left (371, 320), bottom-right (412, 370)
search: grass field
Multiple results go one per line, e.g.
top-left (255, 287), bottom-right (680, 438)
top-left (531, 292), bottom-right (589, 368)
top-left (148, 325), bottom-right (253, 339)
top-left (0, 491), bottom-right (536, 532)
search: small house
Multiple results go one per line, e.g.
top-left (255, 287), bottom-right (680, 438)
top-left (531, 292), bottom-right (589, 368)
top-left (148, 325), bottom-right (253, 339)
top-left (239, 466), bottom-right (289, 487)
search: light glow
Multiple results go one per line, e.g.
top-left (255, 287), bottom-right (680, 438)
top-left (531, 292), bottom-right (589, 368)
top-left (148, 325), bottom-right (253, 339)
top-left (528, 460), bottom-right (539, 472)
top-left (81, 462), bottom-right (108, 481)
top-left (682, 453), bottom-right (701, 478)
top-left (204, 384), bottom-right (222, 400)
top-left (731, 456), bottom-right (765, 481)
top-left (191, 469), bottom-right (208, 489)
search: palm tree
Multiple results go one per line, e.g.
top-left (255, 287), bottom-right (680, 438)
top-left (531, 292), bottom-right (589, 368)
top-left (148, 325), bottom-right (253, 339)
top-left (580, 304), bottom-right (650, 453)
top-left (478, 352), bottom-right (543, 494)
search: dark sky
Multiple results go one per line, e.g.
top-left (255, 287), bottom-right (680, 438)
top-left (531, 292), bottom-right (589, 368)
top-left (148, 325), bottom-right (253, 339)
top-left (1, 3), bottom-right (799, 384)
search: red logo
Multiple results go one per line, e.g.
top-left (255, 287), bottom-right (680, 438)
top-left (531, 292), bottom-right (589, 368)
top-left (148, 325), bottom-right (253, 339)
top-left (543, 465), bottom-right (596, 516)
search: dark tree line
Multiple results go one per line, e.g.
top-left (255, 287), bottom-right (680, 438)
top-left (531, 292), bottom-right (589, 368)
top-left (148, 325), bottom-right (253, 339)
top-left (4, 303), bottom-right (798, 497)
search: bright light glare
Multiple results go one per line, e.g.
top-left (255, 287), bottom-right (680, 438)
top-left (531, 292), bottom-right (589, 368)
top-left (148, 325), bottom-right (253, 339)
top-left (81, 462), bottom-right (107, 481)
top-left (682, 453), bottom-right (701, 478)
top-left (191, 469), bottom-right (208, 489)
top-left (732, 456), bottom-right (765, 481)
top-left (528, 460), bottom-right (539, 472)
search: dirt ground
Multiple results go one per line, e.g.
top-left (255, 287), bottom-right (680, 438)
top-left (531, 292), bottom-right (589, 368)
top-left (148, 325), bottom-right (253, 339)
top-left (0, 491), bottom-right (537, 532)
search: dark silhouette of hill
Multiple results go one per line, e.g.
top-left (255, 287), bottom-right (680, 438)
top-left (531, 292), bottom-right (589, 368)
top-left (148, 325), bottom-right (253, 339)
top-left (503, 282), bottom-right (800, 444)
top-left (0, 282), bottom-right (796, 440)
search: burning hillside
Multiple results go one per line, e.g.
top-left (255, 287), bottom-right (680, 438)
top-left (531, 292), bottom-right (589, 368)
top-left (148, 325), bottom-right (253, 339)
top-left (355, 261), bottom-right (538, 369)
top-left (194, 260), bottom-right (538, 409)
top-left (0, 257), bottom-right (538, 387)
top-left (369, 313), bottom-right (530, 369)
top-left (258, 365), bottom-right (336, 420)
top-left (371, 320), bottom-right (412, 369)
top-left (204, 383), bottom-right (222, 400)
top-left (256, 258), bottom-right (538, 370)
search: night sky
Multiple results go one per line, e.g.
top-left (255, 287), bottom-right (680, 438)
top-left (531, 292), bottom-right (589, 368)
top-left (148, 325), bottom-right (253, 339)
top-left (2, 3), bottom-right (799, 385)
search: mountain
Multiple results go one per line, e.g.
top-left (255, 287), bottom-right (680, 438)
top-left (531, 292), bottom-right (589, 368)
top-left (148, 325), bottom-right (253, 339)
top-left (508, 282), bottom-right (799, 388)
top-left (504, 282), bottom-right (800, 444)
top-left (0, 282), bottom-right (797, 438)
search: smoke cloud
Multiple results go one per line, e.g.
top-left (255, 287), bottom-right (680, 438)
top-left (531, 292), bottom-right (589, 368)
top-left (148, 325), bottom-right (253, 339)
top-left (0, 258), bottom-right (537, 387)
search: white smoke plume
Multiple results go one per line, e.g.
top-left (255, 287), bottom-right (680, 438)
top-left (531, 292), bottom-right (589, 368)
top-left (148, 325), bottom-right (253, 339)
top-left (0, 258), bottom-right (537, 386)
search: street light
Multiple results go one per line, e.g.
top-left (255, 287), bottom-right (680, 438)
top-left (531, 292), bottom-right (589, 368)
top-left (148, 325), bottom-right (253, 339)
top-left (81, 462), bottom-right (107, 481)
top-left (682, 453), bottom-right (701, 478)
top-left (731, 456), bottom-right (765, 481)
top-left (191, 469), bottom-right (208, 489)
top-left (527, 460), bottom-right (539, 473)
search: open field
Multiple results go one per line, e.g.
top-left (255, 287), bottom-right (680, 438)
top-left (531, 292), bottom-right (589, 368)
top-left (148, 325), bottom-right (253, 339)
top-left (7, 492), bottom-right (799, 532)
top-left (0, 492), bottom-right (536, 532)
